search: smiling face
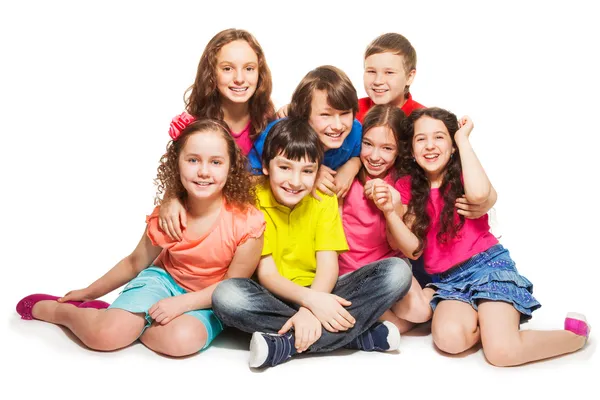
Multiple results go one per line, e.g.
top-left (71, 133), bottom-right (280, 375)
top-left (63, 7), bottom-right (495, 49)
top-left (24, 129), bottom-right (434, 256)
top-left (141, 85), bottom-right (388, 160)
top-left (308, 89), bottom-right (354, 151)
top-left (412, 116), bottom-right (455, 185)
top-left (360, 125), bottom-right (399, 179)
top-left (215, 40), bottom-right (259, 105)
top-left (178, 130), bottom-right (230, 201)
top-left (364, 52), bottom-right (415, 107)
top-left (263, 154), bottom-right (318, 209)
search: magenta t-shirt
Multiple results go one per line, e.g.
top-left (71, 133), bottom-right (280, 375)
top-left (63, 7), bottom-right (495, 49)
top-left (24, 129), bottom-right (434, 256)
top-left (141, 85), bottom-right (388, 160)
top-left (338, 175), bottom-right (403, 276)
top-left (396, 176), bottom-right (498, 274)
top-left (230, 121), bottom-right (253, 156)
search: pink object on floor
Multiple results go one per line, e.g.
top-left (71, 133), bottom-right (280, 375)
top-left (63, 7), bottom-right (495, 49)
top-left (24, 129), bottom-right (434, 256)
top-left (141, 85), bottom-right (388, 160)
top-left (16, 293), bottom-right (110, 320)
top-left (564, 312), bottom-right (591, 343)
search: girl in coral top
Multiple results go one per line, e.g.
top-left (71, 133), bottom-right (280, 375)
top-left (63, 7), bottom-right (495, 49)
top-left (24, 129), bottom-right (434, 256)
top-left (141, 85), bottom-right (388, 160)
top-left (375, 107), bottom-right (590, 366)
top-left (16, 118), bottom-right (265, 357)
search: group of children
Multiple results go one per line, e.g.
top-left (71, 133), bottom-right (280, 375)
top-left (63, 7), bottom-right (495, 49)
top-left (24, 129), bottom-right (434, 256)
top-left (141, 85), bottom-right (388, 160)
top-left (17, 29), bottom-right (590, 368)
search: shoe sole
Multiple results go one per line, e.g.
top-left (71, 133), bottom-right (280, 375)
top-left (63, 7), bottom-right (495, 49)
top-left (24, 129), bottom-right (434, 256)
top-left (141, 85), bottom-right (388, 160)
top-left (248, 332), bottom-right (268, 368)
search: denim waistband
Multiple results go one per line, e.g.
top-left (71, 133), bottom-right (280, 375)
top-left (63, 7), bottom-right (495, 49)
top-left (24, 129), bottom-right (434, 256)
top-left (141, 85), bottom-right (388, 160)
top-left (430, 244), bottom-right (505, 283)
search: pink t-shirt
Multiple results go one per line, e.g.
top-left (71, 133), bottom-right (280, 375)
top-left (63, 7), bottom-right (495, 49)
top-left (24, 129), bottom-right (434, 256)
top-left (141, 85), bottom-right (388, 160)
top-left (338, 175), bottom-right (402, 276)
top-left (230, 121), bottom-right (253, 156)
top-left (396, 176), bottom-right (498, 274)
top-left (145, 200), bottom-right (265, 292)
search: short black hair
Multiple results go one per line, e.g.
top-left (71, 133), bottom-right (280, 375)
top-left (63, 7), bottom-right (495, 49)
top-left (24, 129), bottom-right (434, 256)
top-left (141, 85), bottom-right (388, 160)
top-left (261, 118), bottom-right (324, 169)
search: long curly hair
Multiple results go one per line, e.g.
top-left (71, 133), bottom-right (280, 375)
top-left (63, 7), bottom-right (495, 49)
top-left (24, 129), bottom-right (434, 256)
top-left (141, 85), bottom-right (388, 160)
top-left (358, 104), bottom-right (406, 185)
top-left (400, 107), bottom-right (465, 256)
top-left (155, 119), bottom-right (255, 210)
top-left (184, 29), bottom-right (275, 141)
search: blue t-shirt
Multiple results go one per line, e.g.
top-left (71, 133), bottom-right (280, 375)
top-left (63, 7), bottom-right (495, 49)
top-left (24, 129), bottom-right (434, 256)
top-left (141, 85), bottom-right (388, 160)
top-left (248, 118), bottom-right (363, 174)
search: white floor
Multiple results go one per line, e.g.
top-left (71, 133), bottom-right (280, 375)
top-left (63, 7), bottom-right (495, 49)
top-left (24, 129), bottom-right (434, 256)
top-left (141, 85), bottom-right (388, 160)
top-left (5, 306), bottom-right (596, 400)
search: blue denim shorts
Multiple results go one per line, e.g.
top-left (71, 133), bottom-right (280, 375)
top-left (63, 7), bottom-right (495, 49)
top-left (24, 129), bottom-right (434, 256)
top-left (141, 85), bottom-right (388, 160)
top-left (428, 244), bottom-right (541, 323)
top-left (108, 266), bottom-right (223, 349)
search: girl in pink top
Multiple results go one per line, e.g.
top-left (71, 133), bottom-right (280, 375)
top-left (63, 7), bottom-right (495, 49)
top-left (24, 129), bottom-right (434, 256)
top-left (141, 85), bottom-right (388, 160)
top-left (16, 119), bottom-right (265, 357)
top-left (380, 107), bottom-right (590, 366)
top-left (160, 28), bottom-right (276, 240)
top-left (340, 104), bottom-right (434, 335)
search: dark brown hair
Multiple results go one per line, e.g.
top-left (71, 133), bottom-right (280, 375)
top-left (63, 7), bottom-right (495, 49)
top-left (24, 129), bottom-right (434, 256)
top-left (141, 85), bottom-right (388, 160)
top-left (155, 119), bottom-right (255, 209)
top-left (400, 107), bottom-right (465, 256)
top-left (358, 104), bottom-right (407, 184)
top-left (262, 118), bottom-right (324, 169)
top-left (365, 33), bottom-right (417, 97)
top-left (184, 29), bottom-right (275, 141)
top-left (288, 65), bottom-right (358, 120)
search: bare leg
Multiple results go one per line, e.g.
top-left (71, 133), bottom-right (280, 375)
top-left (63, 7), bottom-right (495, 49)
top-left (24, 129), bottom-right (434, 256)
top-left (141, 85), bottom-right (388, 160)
top-left (32, 300), bottom-right (145, 351)
top-left (380, 278), bottom-right (434, 333)
top-left (431, 300), bottom-right (480, 354)
top-left (140, 314), bottom-right (208, 357)
top-left (478, 300), bottom-right (586, 367)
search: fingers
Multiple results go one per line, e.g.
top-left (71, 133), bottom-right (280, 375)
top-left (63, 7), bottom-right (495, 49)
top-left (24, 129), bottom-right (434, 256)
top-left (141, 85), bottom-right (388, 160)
top-left (166, 218), bottom-right (182, 242)
top-left (333, 294), bottom-right (352, 307)
top-left (296, 327), bottom-right (308, 353)
top-left (278, 318), bottom-right (293, 334)
top-left (179, 210), bottom-right (187, 229)
top-left (322, 320), bottom-right (339, 333)
top-left (317, 180), bottom-right (336, 197)
top-left (311, 187), bottom-right (323, 201)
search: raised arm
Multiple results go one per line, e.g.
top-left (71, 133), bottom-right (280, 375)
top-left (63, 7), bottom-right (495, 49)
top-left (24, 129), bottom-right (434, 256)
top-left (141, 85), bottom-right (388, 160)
top-left (455, 116), bottom-right (494, 205)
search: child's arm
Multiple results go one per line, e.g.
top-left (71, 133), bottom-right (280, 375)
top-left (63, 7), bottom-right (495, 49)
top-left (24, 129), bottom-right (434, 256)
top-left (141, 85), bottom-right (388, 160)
top-left (333, 157), bottom-right (362, 198)
top-left (60, 228), bottom-right (162, 302)
top-left (257, 255), bottom-right (355, 332)
top-left (455, 117), bottom-right (494, 204)
top-left (311, 250), bottom-right (340, 293)
top-left (158, 194), bottom-right (187, 242)
top-left (455, 187), bottom-right (498, 219)
top-left (147, 235), bottom-right (264, 325)
top-left (366, 179), bottom-right (421, 259)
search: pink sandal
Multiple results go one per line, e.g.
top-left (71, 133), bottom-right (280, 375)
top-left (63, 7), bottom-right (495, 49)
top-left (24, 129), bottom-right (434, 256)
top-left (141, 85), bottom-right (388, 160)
top-left (16, 293), bottom-right (110, 320)
top-left (564, 312), bottom-right (591, 344)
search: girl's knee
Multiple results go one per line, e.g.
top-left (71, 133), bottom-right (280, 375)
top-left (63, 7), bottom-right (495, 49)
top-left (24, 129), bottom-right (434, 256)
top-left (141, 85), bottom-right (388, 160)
top-left (482, 339), bottom-right (520, 367)
top-left (147, 325), bottom-right (207, 357)
top-left (432, 321), bottom-right (478, 354)
top-left (85, 322), bottom-right (137, 351)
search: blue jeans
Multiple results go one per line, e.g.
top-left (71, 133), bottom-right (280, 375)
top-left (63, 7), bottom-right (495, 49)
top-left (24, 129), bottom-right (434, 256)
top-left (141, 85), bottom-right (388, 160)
top-left (212, 257), bottom-right (412, 352)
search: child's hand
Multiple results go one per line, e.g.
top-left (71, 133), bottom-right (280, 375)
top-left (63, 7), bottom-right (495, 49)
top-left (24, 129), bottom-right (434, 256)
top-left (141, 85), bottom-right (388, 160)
top-left (304, 291), bottom-right (356, 333)
top-left (333, 166), bottom-right (355, 199)
top-left (455, 116), bottom-right (474, 141)
top-left (278, 307), bottom-right (322, 353)
top-left (363, 178), bottom-right (385, 200)
top-left (313, 165), bottom-right (337, 200)
top-left (59, 288), bottom-right (94, 303)
top-left (455, 196), bottom-right (488, 219)
top-left (276, 104), bottom-right (290, 119)
top-left (149, 296), bottom-right (187, 325)
top-left (373, 182), bottom-right (402, 215)
top-left (159, 197), bottom-right (187, 241)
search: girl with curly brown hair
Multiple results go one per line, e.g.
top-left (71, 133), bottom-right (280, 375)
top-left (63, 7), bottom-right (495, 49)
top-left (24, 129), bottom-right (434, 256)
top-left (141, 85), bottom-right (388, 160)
top-left (160, 28), bottom-right (275, 241)
top-left (16, 118), bottom-right (265, 357)
top-left (382, 107), bottom-right (590, 366)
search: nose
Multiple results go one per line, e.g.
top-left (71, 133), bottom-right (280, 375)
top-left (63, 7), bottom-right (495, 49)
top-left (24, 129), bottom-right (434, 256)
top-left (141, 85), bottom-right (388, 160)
top-left (234, 68), bottom-right (244, 85)
top-left (198, 162), bottom-right (210, 177)
top-left (332, 115), bottom-right (343, 131)
top-left (371, 147), bottom-right (381, 160)
top-left (425, 138), bottom-right (435, 149)
top-left (374, 72), bottom-right (384, 85)
top-left (289, 170), bottom-right (302, 188)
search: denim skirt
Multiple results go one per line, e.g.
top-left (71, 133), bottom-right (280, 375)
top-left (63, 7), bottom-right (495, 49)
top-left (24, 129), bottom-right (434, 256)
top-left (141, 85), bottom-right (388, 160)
top-left (428, 244), bottom-right (541, 323)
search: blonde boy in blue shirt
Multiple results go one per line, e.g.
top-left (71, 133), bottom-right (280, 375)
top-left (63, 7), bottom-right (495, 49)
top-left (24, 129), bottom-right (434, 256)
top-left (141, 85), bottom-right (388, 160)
top-left (212, 118), bottom-right (412, 368)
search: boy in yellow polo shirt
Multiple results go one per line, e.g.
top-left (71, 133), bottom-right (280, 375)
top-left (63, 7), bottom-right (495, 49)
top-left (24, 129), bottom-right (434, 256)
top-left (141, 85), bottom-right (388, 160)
top-left (212, 118), bottom-right (412, 368)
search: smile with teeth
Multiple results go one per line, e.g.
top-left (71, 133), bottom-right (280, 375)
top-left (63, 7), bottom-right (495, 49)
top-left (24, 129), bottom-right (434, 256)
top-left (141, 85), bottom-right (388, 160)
top-left (230, 87), bottom-right (248, 92)
top-left (282, 187), bottom-right (302, 195)
top-left (325, 132), bottom-right (343, 138)
top-left (372, 88), bottom-right (388, 93)
top-left (367, 160), bottom-right (384, 168)
top-left (193, 181), bottom-right (213, 186)
top-left (423, 154), bottom-right (439, 161)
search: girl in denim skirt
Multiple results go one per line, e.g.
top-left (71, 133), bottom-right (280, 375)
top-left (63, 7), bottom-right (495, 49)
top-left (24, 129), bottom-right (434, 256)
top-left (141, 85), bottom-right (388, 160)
top-left (389, 107), bottom-right (590, 366)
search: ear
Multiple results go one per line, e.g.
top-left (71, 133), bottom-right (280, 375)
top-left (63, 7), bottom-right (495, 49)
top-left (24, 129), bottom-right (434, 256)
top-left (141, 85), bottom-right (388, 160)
top-left (406, 69), bottom-right (416, 86)
top-left (262, 164), bottom-right (269, 176)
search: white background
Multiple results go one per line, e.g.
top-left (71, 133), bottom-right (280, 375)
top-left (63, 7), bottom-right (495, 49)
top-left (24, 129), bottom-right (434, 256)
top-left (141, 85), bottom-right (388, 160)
top-left (1, 0), bottom-right (598, 399)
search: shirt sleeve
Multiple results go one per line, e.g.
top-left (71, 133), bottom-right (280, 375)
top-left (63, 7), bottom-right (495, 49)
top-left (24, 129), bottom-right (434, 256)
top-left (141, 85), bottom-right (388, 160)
top-left (394, 176), bottom-right (412, 205)
top-left (234, 205), bottom-right (266, 246)
top-left (315, 194), bottom-right (349, 253)
top-left (247, 119), bottom-right (280, 175)
top-left (145, 206), bottom-right (177, 248)
top-left (349, 119), bottom-right (363, 158)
